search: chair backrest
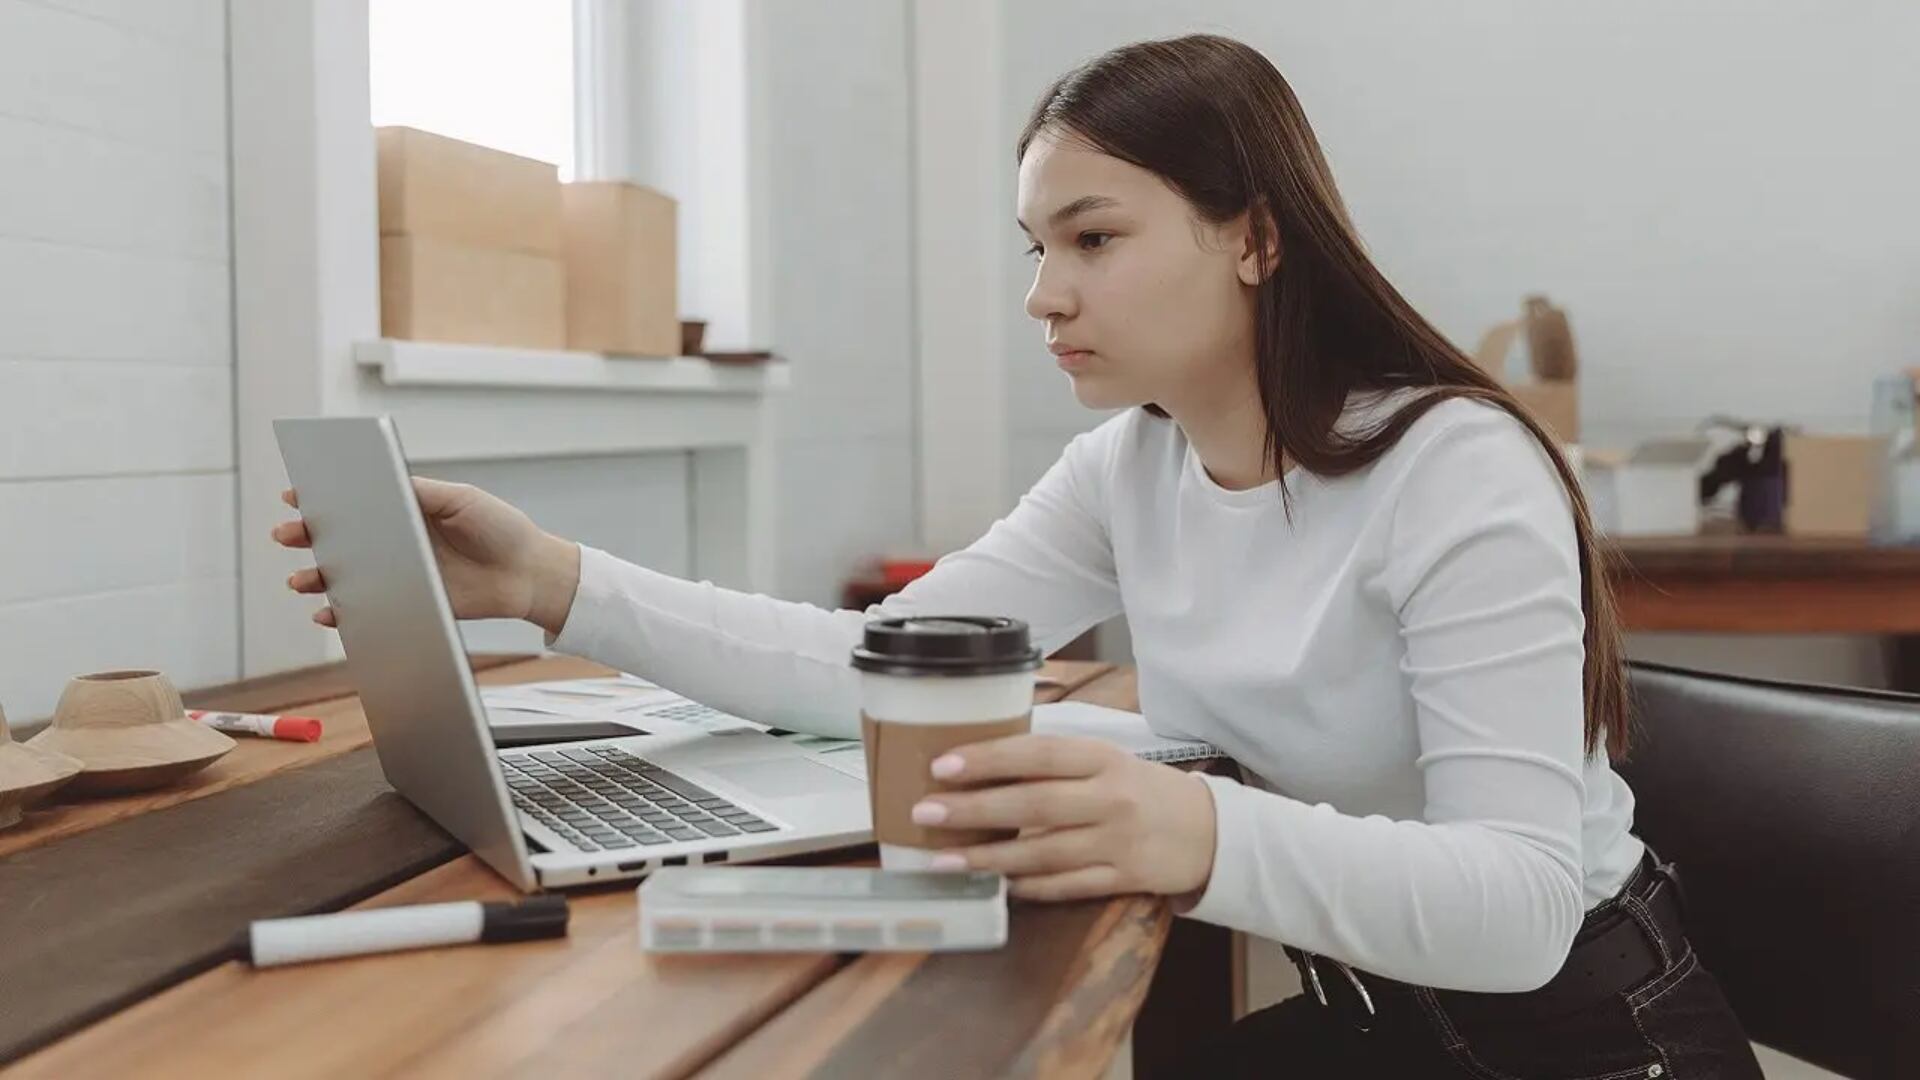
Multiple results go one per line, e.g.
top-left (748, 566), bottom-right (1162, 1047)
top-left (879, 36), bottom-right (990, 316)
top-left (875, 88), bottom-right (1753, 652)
top-left (1617, 662), bottom-right (1920, 1080)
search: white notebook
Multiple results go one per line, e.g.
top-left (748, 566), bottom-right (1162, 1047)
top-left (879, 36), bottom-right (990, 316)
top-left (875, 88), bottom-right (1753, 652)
top-left (1030, 700), bottom-right (1223, 764)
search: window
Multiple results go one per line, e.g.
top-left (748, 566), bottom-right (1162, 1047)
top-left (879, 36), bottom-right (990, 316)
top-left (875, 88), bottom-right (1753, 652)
top-left (369, 0), bottom-right (578, 179)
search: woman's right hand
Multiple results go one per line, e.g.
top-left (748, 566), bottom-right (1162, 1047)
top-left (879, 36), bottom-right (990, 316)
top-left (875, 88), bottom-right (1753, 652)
top-left (271, 477), bottom-right (581, 636)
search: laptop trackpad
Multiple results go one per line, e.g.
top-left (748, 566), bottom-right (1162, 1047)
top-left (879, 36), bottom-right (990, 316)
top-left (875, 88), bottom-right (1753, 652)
top-left (704, 758), bottom-right (863, 798)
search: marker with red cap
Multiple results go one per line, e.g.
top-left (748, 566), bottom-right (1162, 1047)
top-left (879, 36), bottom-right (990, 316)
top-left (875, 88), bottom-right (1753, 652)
top-left (188, 710), bottom-right (323, 743)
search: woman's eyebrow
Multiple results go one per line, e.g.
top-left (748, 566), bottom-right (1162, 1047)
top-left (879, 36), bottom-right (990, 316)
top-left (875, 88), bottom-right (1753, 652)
top-left (1016, 194), bottom-right (1121, 233)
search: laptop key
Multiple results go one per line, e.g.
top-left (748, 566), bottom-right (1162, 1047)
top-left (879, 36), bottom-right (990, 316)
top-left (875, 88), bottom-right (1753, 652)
top-left (660, 826), bottom-right (702, 841)
top-left (690, 819), bottom-right (740, 837)
top-left (736, 820), bottom-right (780, 833)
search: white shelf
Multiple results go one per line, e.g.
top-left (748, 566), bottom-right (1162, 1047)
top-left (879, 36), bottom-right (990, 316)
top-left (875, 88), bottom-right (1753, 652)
top-left (354, 339), bottom-right (790, 394)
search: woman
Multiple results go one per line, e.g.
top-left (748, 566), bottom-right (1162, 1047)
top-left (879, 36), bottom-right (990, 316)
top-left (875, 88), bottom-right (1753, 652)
top-left (278, 34), bottom-right (1764, 1077)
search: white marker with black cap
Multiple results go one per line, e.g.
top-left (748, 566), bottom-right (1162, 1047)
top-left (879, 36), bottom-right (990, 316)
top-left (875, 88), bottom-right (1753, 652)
top-left (244, 896), bottom-right (569, 968)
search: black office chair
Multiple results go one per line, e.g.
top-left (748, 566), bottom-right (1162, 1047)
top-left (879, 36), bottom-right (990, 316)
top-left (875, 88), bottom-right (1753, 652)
top-left (1617, 661), bottom-right (1920, 1080)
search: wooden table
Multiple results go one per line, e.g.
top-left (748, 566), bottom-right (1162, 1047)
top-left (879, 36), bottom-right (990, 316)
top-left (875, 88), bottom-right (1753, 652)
top-left (3, 657), bottom-right (1201, 1079)
top-left (1609, 535), bottom-right (1920, 634)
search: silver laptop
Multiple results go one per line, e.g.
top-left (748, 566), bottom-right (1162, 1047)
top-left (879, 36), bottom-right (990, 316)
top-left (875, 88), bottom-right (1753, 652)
top-left (273, 416), bottom-right (872, 891)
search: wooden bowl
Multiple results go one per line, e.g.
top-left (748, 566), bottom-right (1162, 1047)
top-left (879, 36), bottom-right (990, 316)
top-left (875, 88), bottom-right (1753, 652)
top-left (26, 671), bottom-right (234, 795)
top-left (0, 704), bottom-right (83, 828)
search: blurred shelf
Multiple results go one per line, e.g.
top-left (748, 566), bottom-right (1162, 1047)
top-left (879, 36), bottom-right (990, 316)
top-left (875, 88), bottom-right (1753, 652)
top-left (354, 339), bottom-right (789, 395)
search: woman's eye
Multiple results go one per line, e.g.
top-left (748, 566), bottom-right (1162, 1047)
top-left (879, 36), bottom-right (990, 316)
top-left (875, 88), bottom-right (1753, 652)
top-left (1078, 232), bottom-right (1112, 251)
top-left (1023, 242), bottom-right (1044, 261)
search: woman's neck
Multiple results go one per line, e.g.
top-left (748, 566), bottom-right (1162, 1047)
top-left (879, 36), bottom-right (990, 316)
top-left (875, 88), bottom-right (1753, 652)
top-left (1164, 368), bottom-right (1278, 492)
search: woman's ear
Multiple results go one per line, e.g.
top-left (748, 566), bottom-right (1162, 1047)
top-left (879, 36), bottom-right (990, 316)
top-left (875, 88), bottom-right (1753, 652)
top-left (1236, 204), bottom-right (1280, 286)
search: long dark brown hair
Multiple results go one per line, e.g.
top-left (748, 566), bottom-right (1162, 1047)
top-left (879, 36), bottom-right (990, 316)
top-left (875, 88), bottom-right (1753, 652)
top-left (1018, 34), bottom-right (1630, 758)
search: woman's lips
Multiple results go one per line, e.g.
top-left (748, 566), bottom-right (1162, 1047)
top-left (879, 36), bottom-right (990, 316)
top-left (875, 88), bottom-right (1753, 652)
top-left (1054, 349), bottom-right (1094, 371)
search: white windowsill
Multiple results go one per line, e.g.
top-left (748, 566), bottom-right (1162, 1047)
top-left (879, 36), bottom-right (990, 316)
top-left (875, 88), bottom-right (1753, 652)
top-left (354, 338), bottom-right (790, 394)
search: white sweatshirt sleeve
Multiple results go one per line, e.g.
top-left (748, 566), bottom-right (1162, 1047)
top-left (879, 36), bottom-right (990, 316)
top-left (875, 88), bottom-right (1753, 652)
top-left (545, 425), bottom-right (1124, 739)
top-left (1182, 414), bottom-right (1590, 992)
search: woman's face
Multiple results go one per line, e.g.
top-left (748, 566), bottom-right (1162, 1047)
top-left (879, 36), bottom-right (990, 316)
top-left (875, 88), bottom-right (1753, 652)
top-left (1018, 130), bottom-right (1261, 413)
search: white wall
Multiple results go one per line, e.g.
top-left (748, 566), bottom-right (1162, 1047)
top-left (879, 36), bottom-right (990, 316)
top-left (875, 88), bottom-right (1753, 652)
top-left (751, 0), bottom-right (921, 607)
top-left (1000, 0), bottom-right (1920, 458)
top-left (994, 0), bottom-right (1920, 680)
top-left (0, 0), bottom-right (235, 723)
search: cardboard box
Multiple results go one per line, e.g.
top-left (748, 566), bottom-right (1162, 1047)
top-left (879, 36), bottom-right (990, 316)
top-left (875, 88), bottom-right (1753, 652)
top-left (1510, 380), bottom-right (1579, 444)
top-left (1584, 440), bottom-right (1712, 537)
top-left (380, 236), bottom-right (564, 349)
top-left (1785, 434), bottom-right (1886, 538)
top-left (1471, 303), bottom-right (1578, 443)
top-left (562, 181), bottom-right (679, 357)
top-left (377, 126), bottom-right (562, 256)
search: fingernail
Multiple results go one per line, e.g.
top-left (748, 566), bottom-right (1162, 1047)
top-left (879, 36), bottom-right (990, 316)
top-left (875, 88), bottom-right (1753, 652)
top-left (928, 853), bottom-right (966, 871)
top-left (911, 801), bottom-right (947, 825)
top-left (930, 754), bottom-right (964, 779)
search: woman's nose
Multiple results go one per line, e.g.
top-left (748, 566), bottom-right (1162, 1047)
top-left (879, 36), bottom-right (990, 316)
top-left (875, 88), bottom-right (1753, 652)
top-left (1024, 259), bottom-right (1075, 323)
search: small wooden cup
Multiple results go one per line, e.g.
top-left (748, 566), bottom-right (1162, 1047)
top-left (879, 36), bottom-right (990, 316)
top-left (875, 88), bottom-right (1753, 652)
top-left (26, 671), bottom-right (234, 795)
top-left (0, 705), bottom-right (84, 829)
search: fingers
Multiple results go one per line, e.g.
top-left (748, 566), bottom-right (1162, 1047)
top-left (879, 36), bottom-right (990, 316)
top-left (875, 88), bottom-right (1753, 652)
top-left (278, 488), bottom-right (334, 629)
top-left (932, 734), bottom-right (1116, 784)
top-left (270, 519), bottom-right (312, 548)
top-left (1008, 864), bottom-right (1125, 903)
top-left (942, 826), bottom-right (1105, 877)
top-left (913, 779), bottom-right (1111, 832)
top-left (410, 475), bottom-right (466, 515)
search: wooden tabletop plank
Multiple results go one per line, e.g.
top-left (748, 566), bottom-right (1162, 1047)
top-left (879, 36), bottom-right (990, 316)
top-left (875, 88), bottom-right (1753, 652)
top-left (0, 655), bottom-right (607, 859)
top-left (1608, 535), bottom-right (1920, 580)
top-left (7, 856), bottom-right (842, 1080)
top-left (704, 898), bottom-right (1166, 1080)
top-left (1065, 666), bottom-right (1139, 712)
top-left (1613, 575), bottom-right (1920, 634)
top-left (0, 749), bottom-right (464, 1067)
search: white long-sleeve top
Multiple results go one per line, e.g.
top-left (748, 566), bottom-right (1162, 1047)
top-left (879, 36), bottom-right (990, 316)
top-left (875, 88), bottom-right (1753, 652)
top-left (547, 394), bottom-right (1645, 992)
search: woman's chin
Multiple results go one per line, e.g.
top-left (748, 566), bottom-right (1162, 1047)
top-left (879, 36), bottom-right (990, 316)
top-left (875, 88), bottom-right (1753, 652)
top-left (1066, 373), bottom-right (1144, 412)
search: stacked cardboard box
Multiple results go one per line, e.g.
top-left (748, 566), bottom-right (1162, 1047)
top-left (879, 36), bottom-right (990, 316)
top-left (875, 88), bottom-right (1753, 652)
top-left (376, 126), bottom-right (565, 349)
top-left (562, 181), bottom-right (680, 357)
top-left (1784, 433), bottom-right (1886, 537)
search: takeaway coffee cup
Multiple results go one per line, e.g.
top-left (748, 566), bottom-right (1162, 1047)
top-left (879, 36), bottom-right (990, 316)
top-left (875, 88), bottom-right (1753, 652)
top-left (852, 616), bottom-right (1042, 871)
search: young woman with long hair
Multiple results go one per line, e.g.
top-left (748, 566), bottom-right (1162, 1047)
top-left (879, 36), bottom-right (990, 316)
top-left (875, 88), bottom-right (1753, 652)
top-left (279, 33), bottom-right (1763, 1076)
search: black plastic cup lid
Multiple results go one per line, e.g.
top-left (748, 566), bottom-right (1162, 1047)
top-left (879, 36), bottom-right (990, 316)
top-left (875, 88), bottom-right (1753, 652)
top-left (851, 616), bottom-right (1042, 677)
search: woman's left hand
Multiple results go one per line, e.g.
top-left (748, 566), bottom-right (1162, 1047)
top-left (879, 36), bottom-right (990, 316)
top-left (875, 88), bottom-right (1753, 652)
top-left (911, 735), bottom-right (1219, 902)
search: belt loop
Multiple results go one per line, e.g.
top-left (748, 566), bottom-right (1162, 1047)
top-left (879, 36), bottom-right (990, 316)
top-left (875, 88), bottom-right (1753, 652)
top-left (1285, 948), bottom-right (1377, 1032)
top-left (1332, 960), bottom-right (1378, 1031)
top-left (1652, 853), bottom-right (1688, 922)
top-left (1292, 949), bottom-right (1330, 1006)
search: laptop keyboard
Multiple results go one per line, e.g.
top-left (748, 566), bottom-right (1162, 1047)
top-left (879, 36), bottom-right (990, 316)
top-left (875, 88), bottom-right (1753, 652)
top-left (501, 746), bottom-right (781, 853)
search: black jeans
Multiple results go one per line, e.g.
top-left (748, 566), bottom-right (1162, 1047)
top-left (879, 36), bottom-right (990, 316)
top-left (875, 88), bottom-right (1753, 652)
top-left (1198, 852), bottom-right (1765, 1078)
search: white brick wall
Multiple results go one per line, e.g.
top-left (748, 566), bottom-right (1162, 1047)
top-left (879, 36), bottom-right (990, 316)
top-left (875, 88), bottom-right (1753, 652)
top-left (0, 0), bottom-right (235, 725)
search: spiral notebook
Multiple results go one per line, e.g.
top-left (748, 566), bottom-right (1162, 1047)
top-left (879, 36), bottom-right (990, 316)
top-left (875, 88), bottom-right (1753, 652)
top-left (1031, 701), bottom-right (1223, 764)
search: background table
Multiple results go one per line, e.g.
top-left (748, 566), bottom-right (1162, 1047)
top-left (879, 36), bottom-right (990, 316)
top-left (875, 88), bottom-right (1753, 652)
top-left (1609, 535), bottom-right (1920, 634)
